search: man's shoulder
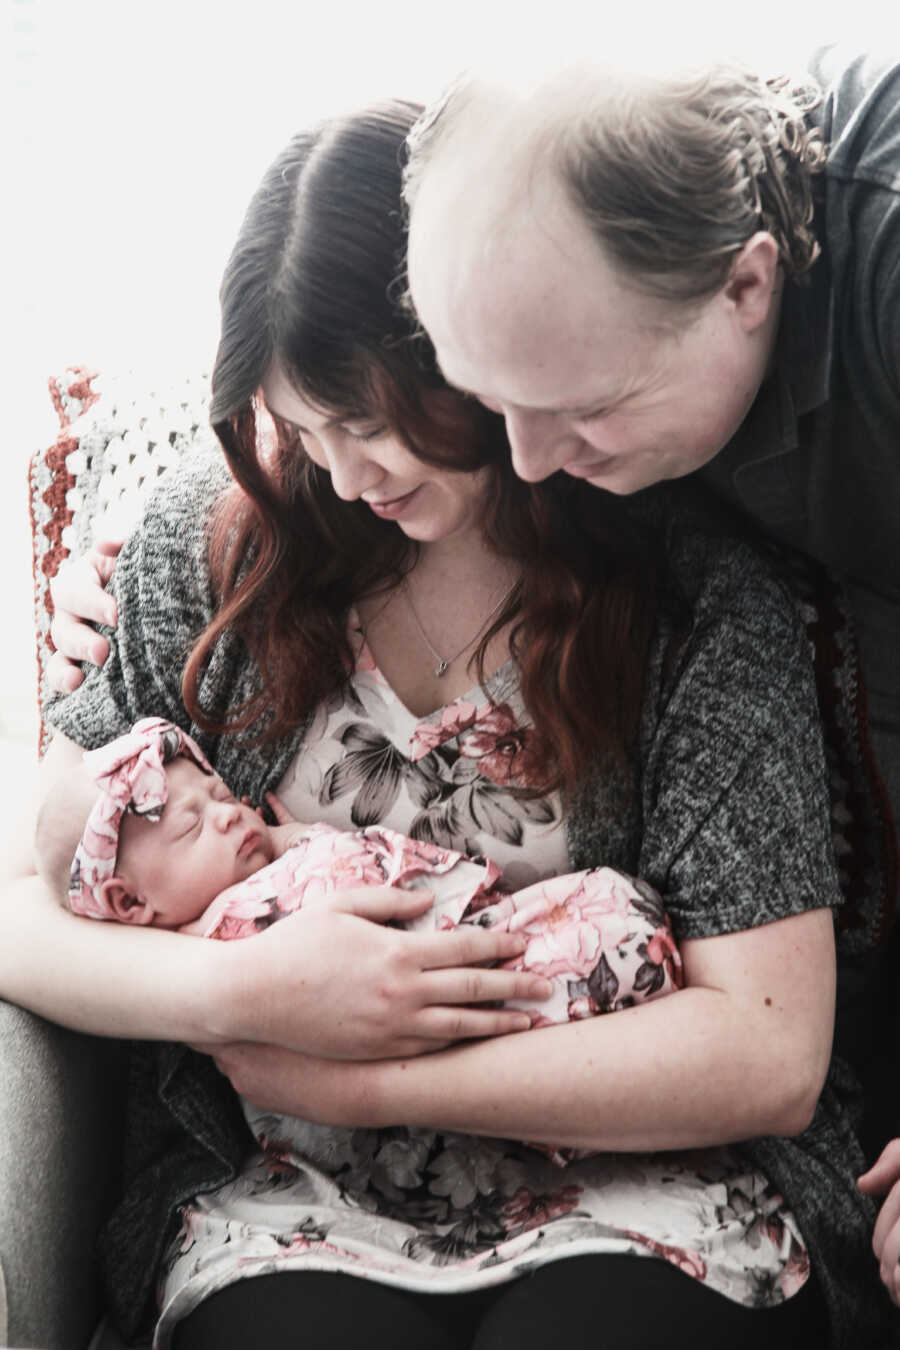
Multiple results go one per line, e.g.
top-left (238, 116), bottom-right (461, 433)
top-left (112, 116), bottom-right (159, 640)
top-left (629, 482), bottom-right (800, 631)
top-left (805, 44), bottom-right (900, 189)
top-left (805, 43), bottom-right (900, 100)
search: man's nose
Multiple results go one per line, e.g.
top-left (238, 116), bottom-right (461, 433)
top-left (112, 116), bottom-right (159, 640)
top-left (503, 407), bottom-right (577, 483)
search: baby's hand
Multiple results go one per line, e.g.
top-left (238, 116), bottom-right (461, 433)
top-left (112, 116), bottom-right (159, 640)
top-left (265, 791), bottom-right (295, 825)
top-left (239, 791), bottom-right (307, 856)
top-left (264, 793), bottom-right (314, 857)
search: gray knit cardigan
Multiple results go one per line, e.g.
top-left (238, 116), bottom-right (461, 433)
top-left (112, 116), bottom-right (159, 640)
top-left (47, 451), bottom-right (892, 1347)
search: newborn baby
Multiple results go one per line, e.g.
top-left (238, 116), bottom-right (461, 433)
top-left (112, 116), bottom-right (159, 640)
top-left (35, 717), bottom-right (683, 1036)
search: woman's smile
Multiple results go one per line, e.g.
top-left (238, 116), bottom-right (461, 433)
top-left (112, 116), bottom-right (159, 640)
top-left (365, 485), bottom-right (422, 518)
top-left (261, 364), bottom-right (489, 545)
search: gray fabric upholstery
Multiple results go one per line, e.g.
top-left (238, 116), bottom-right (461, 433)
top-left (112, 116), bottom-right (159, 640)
top-left (0, 1001), bottom-right (124, 1349)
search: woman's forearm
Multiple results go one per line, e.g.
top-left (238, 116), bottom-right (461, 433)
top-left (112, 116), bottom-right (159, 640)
top-left (373, 984), bottom-right (818, 1150)
top-left (0, 734), bottom-right (227, 1040)
top-left (369, 908), bottom-right (836, 1150)
top-left (0, 874), bottom-right (232, 1042)
top-left (0, 749), bottom-right (258, 1044)
top-left (223, 906), bottom-right (834, 1152)
top-left (0, 875), bottom-right (552, 1057)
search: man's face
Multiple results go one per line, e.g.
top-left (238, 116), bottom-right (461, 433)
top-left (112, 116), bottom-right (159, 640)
top-left (408, 167), bottom-right (778, 495)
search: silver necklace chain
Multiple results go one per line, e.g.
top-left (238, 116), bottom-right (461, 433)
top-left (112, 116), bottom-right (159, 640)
top-left (401, 574), bottom-right (519, 677)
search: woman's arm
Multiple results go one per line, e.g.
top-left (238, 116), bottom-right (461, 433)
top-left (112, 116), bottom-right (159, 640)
top-left (1, 733), bottom-right (550, 1055)
top-left (210, 904), bottom-right (835, 1149)
top-left (0, 734), bottom-right (246, 1043)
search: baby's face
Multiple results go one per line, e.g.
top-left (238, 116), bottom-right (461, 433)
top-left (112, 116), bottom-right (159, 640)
top-left (117, 758), bottom-right (274, 926)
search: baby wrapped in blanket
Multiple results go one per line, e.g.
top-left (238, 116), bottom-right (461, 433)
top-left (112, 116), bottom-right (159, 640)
top-left (35, 717), bottom-right (682, 1162)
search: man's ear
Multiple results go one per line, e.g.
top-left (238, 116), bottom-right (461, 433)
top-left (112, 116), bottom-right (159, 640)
top-left (724, 231), bottom-right (781, 333)
top-left (97, 877), bottom-right (156, 926)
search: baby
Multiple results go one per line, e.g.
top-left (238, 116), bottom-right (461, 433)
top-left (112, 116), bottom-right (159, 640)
top-left (35, 717), bottom-right (289, 932)
top-left (36, 717), bottom-right (685, 1166)
top-left (35, 718), bottom-right (683, 1034)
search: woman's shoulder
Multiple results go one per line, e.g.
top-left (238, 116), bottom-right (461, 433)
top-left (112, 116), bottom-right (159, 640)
top-left (136, 445), bottom-right (231, 537)
top-left (114, 447), bottom-right (231, 595)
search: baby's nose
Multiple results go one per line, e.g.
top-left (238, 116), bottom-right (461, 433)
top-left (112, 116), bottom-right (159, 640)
top-left (213, 798), bottom-right (242, 829)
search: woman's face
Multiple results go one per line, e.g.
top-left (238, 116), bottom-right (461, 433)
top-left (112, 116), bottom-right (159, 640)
top-left (261, 365), bottom-right (491, 545)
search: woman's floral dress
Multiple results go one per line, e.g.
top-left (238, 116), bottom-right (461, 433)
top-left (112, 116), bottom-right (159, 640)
top-left (154, 617), bottom-right (809, 1346)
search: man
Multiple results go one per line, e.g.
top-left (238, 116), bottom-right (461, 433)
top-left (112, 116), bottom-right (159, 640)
top-left (404, 46), bottom-right (900, 1302)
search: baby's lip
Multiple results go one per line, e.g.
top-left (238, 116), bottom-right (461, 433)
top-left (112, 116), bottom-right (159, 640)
top-left (237, 828), bottom-right (262, 859)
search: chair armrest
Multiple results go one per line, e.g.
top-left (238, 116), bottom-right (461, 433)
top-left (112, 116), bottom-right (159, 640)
top-left (0, 1000), bottom-right (124, 1349)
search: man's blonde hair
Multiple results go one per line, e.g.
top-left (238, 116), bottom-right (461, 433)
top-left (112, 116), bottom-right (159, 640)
top-left (404, 62), bottom-right (826, 305)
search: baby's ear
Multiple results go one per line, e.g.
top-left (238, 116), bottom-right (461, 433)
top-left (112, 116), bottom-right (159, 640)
top-left (98, 878), bottom-right (156, 926)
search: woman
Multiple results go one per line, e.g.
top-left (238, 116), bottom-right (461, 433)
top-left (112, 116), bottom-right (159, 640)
top-left (4, 100), bottom-right (886, 1348)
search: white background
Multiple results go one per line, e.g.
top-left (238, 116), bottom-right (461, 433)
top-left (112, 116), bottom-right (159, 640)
top-left (5, 0), bottom-right (900, 758)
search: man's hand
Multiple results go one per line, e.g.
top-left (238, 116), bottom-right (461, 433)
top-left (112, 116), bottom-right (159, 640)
top-left (47, 540), bottom-right (123, 691)
top-left (859, 1139), bottom-right (900, 1304)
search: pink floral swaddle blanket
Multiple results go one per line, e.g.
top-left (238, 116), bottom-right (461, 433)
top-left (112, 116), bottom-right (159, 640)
top-left (208, 824), bottom-right (682, 1165)
top-left (203, 822), bottom-right (683, 1029)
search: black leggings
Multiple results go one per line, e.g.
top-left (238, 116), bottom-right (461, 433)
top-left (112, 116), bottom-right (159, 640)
top-left (171, 1253), bottom-right (830, 1350)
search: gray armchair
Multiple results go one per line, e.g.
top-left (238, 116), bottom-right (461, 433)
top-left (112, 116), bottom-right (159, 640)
top-left (0, 1005), bottom-right (124, 1349)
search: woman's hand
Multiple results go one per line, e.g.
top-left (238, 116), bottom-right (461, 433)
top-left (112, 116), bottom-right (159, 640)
top-left (859, 1140), bottom-right (900, 1305)
top-left (213, 884), bottom-right (551, 1060)
top-left (203, 907), bottom-right (836, 1154)
top-left (47, 539), bottom-right (123, 692)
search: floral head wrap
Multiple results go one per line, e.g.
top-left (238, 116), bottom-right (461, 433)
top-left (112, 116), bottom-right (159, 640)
top-left (68, 716), bottom-right (214, 920)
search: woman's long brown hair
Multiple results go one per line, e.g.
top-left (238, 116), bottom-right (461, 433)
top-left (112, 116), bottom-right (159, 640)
top-left (182, 101), bottom-right (663, 799)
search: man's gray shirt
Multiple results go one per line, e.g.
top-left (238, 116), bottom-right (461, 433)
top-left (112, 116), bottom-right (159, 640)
top-left (701, 45), bottom-right (900, 830)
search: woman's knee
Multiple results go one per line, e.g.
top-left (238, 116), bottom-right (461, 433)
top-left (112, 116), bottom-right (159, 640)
top-left (469, 1255), bottom-right (829, 1350)
top-left (170, 1271), bottom-right (462, 1350)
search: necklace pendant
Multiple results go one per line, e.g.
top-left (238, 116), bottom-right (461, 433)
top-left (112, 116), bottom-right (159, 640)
top-left (435, 659), bottom-right (449, 677)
